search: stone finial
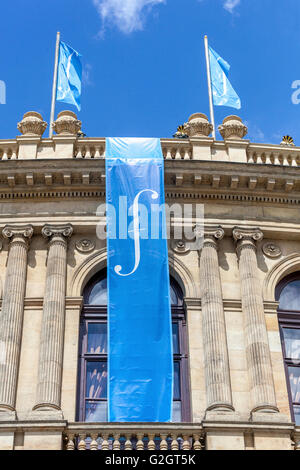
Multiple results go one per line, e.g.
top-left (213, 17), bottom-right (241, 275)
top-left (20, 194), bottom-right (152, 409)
top-left (218, 115), bottom-right (248, 140)
top-left (52, 111), bottom-right (82, 136)
top-left (183, 113), bottom-right (213, 138)
top-left (17, 112), bottom-right (47, 136)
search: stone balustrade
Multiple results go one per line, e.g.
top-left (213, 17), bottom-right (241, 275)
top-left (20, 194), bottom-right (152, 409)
top-left (63, 424), bottom-right (203, 451)
top-left (74, 139), bottom-right (105, 159)
top-left (0, 141), bottom-right (18, 160)
top-left (247, 145), bottom-right (300, 166)
top-left (0, 110), bottom-right (298, 165)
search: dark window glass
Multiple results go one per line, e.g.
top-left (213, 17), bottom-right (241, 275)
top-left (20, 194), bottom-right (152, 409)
top-left (173, 362), bottom-right (181, 400)
top-left (78, 272), bottom-right (190, 422)
top-left (85, 401), bottom-right (107, 423)
top-left (277, 273), bottom-right (300, 425)
top-left (88, 278), bottom-right (108, 305)
top-left (172, 401), bottom-right (182, 423)
top-left (282, 328), bottom-right (300, 361)
top-left (279, 280), bottom-right (300, 311)
top-left (172, 323), bottom-right (179, 354)
top-left (170, 284), bottom-right (179, 306)
top-left (288, 367), bottom-right (300, 404)
top-left (87, 324), bottom-right (107, 354)
top-left (86, 362), bottom-right (107, 399)
top-left (294, 405), bottom-right (300, 426)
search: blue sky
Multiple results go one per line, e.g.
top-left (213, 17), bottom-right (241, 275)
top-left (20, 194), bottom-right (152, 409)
top-left (0, 0), bottom-right (300, 143)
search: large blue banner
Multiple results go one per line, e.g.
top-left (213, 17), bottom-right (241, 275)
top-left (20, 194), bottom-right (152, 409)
top-left (106, 137), bottom-right (173, 422)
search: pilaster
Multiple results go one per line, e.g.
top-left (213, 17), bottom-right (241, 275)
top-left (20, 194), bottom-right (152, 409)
top-left (233, 227), bottom-right (279, 416)
top-left (0, 225), bottom-right (33, 419)
top-left (200, 227), bottom-right (234, 415)
top-left (32, 224), bottom-right (73, 419)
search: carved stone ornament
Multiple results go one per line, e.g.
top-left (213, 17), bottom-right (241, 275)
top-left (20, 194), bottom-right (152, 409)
top-left (233, 227), bottom-right (263, 243)
top-left (204, 226), bottom-right (224, 241)
top-left (183, 113), bottom-right (213, 138)
top-left (75, 238), bottom-right (95, 253)
top-left (218, 115), bottom-right (248, 140)
top-left (262, 242), bottom-right (282, 259)
top-left (172, 240), bottom-right (190, 254)
top-left (17, 111), bottom-right (47, 137)
top-left (52, 111), bottom-right (82, 136)
top-left (2, 224), bottom-right (34, 240)
top-left (42, 224), bottom-right (73, 240)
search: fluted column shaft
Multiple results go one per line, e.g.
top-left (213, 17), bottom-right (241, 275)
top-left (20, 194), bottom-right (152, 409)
top-left (34, 224), bottom-right (73, 411)
top-left (200, 227), bottom-right (233, 411)
top-left (0, 225), bottom-right (33, 411)
top-left (233, 227), bottom-right (278, 413)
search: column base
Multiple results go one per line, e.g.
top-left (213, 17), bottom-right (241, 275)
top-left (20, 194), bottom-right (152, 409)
top-left (251, 411), bottom-right (290, 424)
top-left (0, 408), bottom-right (16, 422)
top-left (205, 410), bottom-right (244, 422)
top-left (30, 406), bottom-right (64, 421)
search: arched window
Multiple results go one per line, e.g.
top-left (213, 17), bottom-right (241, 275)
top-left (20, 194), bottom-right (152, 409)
top-left (276, 272), bottom-right (300, 425)
top-left (77, 270), bottom-right (190, 422)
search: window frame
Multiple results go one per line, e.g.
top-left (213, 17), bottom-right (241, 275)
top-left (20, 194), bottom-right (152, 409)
top-left (276, 272), bottom-right (300, 425)
top-left (77, 271), bottom-right (191, 422)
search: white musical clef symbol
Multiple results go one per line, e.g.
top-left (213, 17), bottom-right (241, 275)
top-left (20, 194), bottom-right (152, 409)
top-left (114, 189), bottom-right (158, 277)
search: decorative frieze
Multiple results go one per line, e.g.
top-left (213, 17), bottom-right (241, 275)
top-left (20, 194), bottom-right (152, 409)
top-left (233, 227), bottom-right (278, 414)
top-left (262, 243), bottom-right (282, 259)
top-left (0, 225), bottom-right (33, 417)
top-left (200, 227), bottom-right (234, 412)
top-left (75, 238), bottom-right (95, 253)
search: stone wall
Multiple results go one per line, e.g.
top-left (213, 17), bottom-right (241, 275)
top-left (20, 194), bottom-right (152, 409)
top-left (0, 111), bottom-right (299, 450)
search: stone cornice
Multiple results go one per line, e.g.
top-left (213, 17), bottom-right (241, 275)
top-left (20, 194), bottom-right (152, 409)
top-left (0, 159), bottom-right (299, 205)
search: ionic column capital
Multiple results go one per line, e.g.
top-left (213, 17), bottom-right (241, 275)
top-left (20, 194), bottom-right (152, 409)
top-left (233, 227), bottom-right (263, 254)
top-left (202, 226), bottom-right (224, 250)
top-left (42, 224), bottom-right (73, 244)
top-left (2, 224), bottom-right (33, 247)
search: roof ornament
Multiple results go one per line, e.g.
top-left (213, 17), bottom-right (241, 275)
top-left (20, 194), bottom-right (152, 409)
top-left (173, 125), bottom-right (189, 139)
top-left (280, 135), bottom-right (295, 147)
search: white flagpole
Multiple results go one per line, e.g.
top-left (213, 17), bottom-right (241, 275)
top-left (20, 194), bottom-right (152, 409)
top-left (204, 35), bottom-right (216, 140)
top-left (49, 31), bottom-right (61, 138)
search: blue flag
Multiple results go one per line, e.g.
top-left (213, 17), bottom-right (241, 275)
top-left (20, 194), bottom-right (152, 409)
top-left (56, 41), bottom-right (82, 111)
top-left (106, 137), bottom-right (173, 422)
top-left (209, 46), bottom-right (241, 109)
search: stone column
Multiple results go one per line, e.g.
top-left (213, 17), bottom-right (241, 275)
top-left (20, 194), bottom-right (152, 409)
top-left (233, 227), bottom-right (278, 414)
top-left (33, 224), bottom-right (73, 416)
top-left (0, 225), bottom-right (33, 418)
top-left (200, 227), bottom-right (234, 412)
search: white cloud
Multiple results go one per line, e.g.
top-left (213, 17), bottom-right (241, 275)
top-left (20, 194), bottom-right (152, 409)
top-left (82, 64), bottom-right (93, 86)
top-left (92, 0), bottom-right (166, 34)
top-left (223, 0), bottom-right (240, 14)
top-left (245, 121), bottom-right (265, 143)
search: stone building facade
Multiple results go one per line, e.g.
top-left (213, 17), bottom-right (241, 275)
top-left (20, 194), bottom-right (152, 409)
top-left (0, 110), bottom-right (299, 450)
